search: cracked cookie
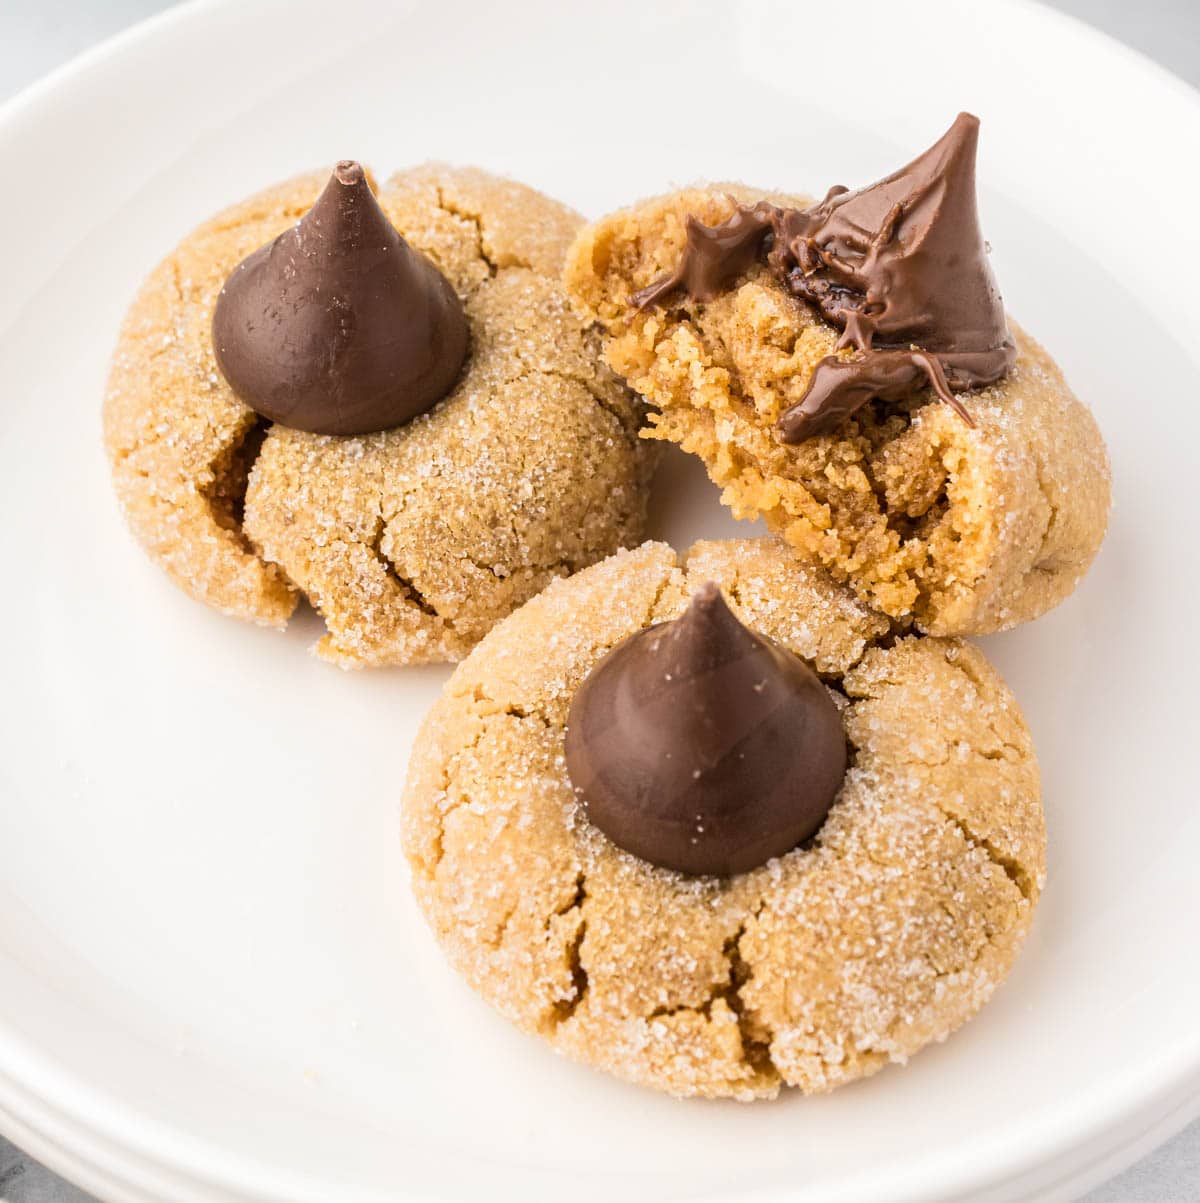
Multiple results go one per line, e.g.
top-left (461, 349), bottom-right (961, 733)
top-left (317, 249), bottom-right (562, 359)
top-left (563, 117), bottom-right (1110, 636)
top-left (402, 538), bottom-right (1044, 1099)
top-left (104, 163), bottom-right (653, 666)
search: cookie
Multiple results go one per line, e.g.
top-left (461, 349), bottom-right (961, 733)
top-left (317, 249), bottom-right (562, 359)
top-left (563, 184), bottom-right (1111, 635)
top-left (104, 164), bottom-right (654, 666)
top-left (402, 538), bottom-right (1044, 1099)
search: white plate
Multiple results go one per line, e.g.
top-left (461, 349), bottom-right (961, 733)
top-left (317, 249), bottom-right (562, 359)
top-left (2, 1), bottom-right (1199, 1200)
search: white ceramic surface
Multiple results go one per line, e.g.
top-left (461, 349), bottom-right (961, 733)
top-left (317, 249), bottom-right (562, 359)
top-left (1, 1), bottom-right (1199, 1200)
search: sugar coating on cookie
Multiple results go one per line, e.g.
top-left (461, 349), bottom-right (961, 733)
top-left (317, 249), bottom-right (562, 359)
top-left (564, 186), bottom-right (1111, 636)
top-left (104, 165), bottom-right (653, 666)
top-left (402, 538), bottom-right (1045, 1099)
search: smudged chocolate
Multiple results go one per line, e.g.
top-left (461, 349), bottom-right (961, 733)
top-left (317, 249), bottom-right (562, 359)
top-left (632, 114), bottom-right (1015, 441)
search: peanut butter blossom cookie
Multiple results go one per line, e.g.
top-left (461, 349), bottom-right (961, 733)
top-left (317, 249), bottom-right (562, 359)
top-left (104, 162), bottom-right (653, 666)
top-left (564, 114), bottom-right (1111, 635)
top-left (402, 538), bottom-right (1044, 1099)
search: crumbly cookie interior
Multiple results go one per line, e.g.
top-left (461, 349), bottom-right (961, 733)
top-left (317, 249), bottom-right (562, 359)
top-left (565, 187), bottom-right (1111, 634)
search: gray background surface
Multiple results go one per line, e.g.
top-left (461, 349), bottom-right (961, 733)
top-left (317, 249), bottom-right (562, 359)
top-left (0, 1), bottom-right (1198, 1200)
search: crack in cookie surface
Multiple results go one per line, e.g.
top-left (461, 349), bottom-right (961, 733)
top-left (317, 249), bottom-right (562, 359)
top-left (102, 174), bottom-right (313, 627)
top-left (434, 184), bottom-right (501, 277)
top-left (202, 415), bottom-right (270, 552)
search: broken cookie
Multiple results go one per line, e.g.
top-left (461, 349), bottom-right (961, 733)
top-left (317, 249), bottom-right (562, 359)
top-left (564, 116), bottom-right (1110, 635)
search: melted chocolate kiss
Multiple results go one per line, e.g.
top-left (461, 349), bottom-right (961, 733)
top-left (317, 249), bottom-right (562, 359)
top-left (212, 161), bottom-right (469, 436)
top-left (564, 583), bottom-right (846, 877)
top-left (632, 114), bottom-right (1015, 441)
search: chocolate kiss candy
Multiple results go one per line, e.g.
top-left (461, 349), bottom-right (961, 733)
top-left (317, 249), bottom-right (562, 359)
top-left (212, 161), bottom-right (469, 436)
top-left (565, 583), bottom-right (847, 876)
